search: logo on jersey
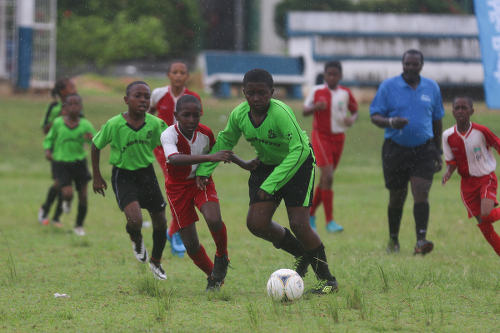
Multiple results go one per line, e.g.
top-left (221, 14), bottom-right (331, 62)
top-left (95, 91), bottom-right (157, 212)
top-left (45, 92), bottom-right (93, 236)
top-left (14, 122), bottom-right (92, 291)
top-left (268, 129), bottom-right (277, 139)
top-left (473, 147), bottom-right (482, 161)
top-left (420, 94), bottom-right (431, 102)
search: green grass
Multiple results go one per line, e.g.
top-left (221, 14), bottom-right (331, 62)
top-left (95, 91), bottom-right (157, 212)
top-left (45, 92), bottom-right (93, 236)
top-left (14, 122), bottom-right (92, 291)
top-left (0, 76), bottom-right (499, 332)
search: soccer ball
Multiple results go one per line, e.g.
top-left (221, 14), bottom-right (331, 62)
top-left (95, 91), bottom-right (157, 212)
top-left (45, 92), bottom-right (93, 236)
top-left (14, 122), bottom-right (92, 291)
top-left (266, 269), bottom-right (304, 302)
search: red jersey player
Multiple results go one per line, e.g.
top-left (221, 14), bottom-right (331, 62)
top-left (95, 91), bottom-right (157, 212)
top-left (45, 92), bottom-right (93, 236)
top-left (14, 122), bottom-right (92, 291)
top-left (303, 60), bottom-right (358, 233)
top-left (160, 94), bottom-right (256, 290)
top-left (442, 96), bottom-right (500, 256)
top-left (150, 60), bottom-right (202, 256)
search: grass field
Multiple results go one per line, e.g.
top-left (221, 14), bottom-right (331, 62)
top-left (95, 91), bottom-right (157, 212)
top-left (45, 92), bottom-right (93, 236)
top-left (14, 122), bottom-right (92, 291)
top-left (0, 76), bottom-right (499, 332)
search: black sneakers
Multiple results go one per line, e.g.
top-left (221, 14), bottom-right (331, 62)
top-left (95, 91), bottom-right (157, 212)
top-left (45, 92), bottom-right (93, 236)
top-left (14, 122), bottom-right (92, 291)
top-left (309, 279), bottom-right (339, 294)
top-left (386, 239), bottom-right (400, 253)
top-left (414, 239), bottom-right (434, 255)
top-left (132, 240), bottom-right (148, 263)
top-left (293, 255), bottom-right (309, 278)
top-left (206, 254), bottom-right (229, 291)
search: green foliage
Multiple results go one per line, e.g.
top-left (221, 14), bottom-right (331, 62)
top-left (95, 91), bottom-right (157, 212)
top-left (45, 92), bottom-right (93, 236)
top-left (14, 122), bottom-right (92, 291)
top-left (275, 0), bottom-right (469, 38)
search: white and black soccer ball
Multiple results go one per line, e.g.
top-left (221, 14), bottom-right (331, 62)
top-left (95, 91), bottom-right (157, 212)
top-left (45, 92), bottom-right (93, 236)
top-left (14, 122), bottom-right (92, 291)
top-left (266, 269), bottom-right (304, 302)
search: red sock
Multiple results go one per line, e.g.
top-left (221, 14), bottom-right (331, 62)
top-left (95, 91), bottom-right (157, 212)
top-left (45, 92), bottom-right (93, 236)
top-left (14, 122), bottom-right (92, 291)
top-left (481, 207), bottom-right (500, 224)
top-left (321, 189), bottom-right (334, 222)
top-left (310, 187), bottom-right (322, 216)
top-left (477, 223), bottom-right (500, 256)
top-left (188, 244), bottom-right (214, 276)
top-left (210, 222), bottom-right (228, 257)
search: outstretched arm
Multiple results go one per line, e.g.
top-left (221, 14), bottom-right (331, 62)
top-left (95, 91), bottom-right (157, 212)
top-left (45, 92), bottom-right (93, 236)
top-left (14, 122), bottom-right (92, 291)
top-left (91, 143), bottom-right (107, 196)
top-left (168, 150), bottom-right (233, 165)
top-left (231, 154), bottom-right (260, 171)
top-left (442, 164), bottom-right (457, 185)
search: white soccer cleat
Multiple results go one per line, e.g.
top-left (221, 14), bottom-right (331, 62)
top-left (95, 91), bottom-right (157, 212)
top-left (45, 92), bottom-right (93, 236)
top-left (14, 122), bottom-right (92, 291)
top-left (73, 227), bottom-right (85, 236)
top-left (149, 262), bottom-right (167, 280)
top-left (38, 207), bottom-right (45, 223)
top-left (132, 240), bottom-right (148, 263)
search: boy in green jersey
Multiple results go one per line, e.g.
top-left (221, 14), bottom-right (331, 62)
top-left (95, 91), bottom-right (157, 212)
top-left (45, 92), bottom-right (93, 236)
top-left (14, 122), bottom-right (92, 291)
top-left (91, 81), bottom-right (168, 280)
top-left (39, 78), bottom-right (77, 226)
top-left (196, 69), bottom-right (339, 294)
top-left (43, 94), bottom-right (95, 235)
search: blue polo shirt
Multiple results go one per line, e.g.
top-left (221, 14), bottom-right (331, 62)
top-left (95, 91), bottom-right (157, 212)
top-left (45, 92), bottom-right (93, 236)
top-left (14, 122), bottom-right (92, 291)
top-left (370, 75), bottom-right (444, 147)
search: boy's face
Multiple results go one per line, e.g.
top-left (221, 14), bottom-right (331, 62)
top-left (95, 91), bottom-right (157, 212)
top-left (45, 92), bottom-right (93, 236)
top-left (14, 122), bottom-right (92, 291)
top-left (243, 82), bottom-right (273, 113)
top-left (124, 84), bottom-right (150, 114)
top-left (61, 80), bottom-right (77, 99)
top-left (64, 95), bottom-right (82, 117)
top-left (324, 66), bottom-right (342, 89)
top-left (452, 98), bottom-right (473, 124)
top-left (168, 63), bottom-right (189, 89)
top-left (175, 102), bottom-right (201, 137)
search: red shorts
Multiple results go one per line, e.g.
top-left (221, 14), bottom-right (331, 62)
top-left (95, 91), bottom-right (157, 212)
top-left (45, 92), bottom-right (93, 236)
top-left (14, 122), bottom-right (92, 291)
top-left (460, 172), bottom-right (498, 218)
top-left (311, 131), bottom-right (345, 168)
top-left (166, 179), bottom-right (219, 233)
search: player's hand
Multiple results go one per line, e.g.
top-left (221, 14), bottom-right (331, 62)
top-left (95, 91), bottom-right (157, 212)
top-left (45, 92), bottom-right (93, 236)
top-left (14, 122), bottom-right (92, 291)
top-left (344, 116), bottom-right (356, 127)
top-left (93, 176), bottom-right (107, 196)
top-left (257, 189), bottom-right (273, 201)
top-left (442, 172), bottom-right (451, 185)
top-left (44, 150), bottom-right (53, 161)
top-left (244, 158), bottom-right (260, 171)
top-left (211, 150), bottom-right (233, 163)
top-left (196, 176), bottom-right (209, 190)
top-left (390, 117), bottom-right (409, 129)
top-left (84, 133), bottom-right (93, 141)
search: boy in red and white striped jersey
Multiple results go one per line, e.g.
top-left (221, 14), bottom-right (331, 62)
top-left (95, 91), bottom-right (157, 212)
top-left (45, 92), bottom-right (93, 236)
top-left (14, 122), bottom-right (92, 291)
top-left (442, 96), bottom-right (500, 256)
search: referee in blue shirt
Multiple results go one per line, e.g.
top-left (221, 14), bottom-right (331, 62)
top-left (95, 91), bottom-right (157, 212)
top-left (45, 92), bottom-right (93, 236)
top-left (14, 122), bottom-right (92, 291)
top-left (370, 49), bottom-right (444, 255)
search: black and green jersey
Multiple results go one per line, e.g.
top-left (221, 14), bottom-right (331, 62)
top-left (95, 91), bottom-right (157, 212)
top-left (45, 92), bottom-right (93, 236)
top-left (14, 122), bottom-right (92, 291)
top-left (93, 113), bottom-right (167, 170)
top-left (41, 102), bottom-right (62, 129)
top-left (196, 99), bottom-right (312, 194)
top-left (43, 117), bottom-right (96, 162)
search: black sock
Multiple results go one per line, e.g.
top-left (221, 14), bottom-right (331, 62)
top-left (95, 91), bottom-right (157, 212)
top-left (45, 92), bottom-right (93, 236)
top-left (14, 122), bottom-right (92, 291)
top-left (75, 203), bottom-right (87, 227)
top-left (306, 243), bottom-right (335, 281)
top-left (42, 185), bottom-right (58, 215)
top-left (151, 228), bottom-right (167, 263)
top-left (126, 224), bottom-right (142, 246)
top-left (414, 202), bottom-right (429, 241)
top-left (388, 206), bottom-right (403, 242)
top-left (52, 191), bottom-right (63, 221)
top-left (273, 228), bottom-right (305, 257)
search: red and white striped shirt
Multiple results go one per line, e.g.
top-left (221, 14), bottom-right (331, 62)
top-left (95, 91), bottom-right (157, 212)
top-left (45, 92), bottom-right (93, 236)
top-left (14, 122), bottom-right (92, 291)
top-left (160, 123), bottom-right (215, 184)
top-left (443, 122), bottom-right (500, 178)
top-left (150, 86), bottom-right (202, 126)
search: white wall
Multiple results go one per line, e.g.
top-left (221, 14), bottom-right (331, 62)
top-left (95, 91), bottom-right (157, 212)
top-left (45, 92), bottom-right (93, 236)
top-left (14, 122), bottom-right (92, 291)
top-left (259, 0), bottom-right (286, 55)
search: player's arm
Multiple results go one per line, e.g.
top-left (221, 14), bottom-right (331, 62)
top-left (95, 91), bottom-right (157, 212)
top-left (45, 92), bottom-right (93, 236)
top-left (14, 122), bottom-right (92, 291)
top-left (370, 83), bottom-right (408, 129)
top-left (42, 124), bottom-right (56, 160)
top-left (91, 143), bottom-right (107, 196)
top-left (370, 114), bottom-right (408, 129)
top-left (442, 164), bottom-right (457, 185)
top-left (168, 151), bottom-right (233, 165)
top-left (231, 154), bottom-right (260, 171)
top-left (344, 90), bottom-right (359, 127)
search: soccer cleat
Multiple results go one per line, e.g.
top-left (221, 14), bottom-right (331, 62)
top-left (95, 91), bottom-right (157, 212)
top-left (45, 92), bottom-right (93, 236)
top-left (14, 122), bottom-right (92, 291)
top-left (309, 216), bottom-right (317, 230)
top-left (206, 276), bottom-right (223, 291)
top-left (293, 255), bottom-right (309, 278)
top-left (326, 220), bottom-right (344, 233)
top-left (149, 261), bottom-right (167, 280)
top-left (132, 239), bottom-right (148, 263)
top-left (52, 220), bottom-right (63, 228)
top-left (41, 218), bottom-right (50, 226)
top-left (38, 207), bottom-right (46, 223)
top-left (309, 279), bottom-right (339, 295)
top-left (73, 227), bottom-right (85, 236)
top-left (167, 232), bottom-right (186, 257)
top-left (414, 239), bottom-right (434, 255)
top-left (210, 254), bottom-right (230, 287)
top-left (62, 200), bottom-right (71, 214)
top-left (386, 239), bottom-right (400, 253)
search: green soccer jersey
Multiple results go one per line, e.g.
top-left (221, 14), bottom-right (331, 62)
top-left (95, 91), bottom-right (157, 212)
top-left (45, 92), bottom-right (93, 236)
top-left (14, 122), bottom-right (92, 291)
top-left (196, 99), bottom-right (312, 194)
top-left (93, 113), bottom-right (167, 170)
top-left (43, 117), bottom-right (96, 162)
top-left (41, 102), bottom-right (62, 129)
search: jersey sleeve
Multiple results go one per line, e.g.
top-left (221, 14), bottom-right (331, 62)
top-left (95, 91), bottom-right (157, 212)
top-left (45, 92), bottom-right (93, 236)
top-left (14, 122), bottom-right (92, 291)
top-left (196, 110), bottom-right (242, 177)
top-left (369, 82), bottom-right (389, 116)
top-left (42, 121), bottom-right (58, 150)
top-left (481, 126), bottom-right (500, 154)
top-left (347, 88), bottom-right (358, 113)
top-left (442, 130), bottom-right (456, 165)
top-left (160, 128), bottom-right (179, 161)
top-left (92, 120), bottom-right (112, 150)
top-left (152, 118), bottom-right (168, 148)
top-left (260, 107), bottom-right (310, 195)
top-left (303, 87), bottom-right (316, 108)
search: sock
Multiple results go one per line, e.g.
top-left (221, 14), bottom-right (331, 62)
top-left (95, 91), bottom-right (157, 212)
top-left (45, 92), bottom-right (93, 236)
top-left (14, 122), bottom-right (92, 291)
top-left (321, 189), bottom-right (334, 222)
top-left (126, 224), bottom-right (142, 246)
top-left (477, 223), bottom-right (500, 256)
top-left (388, 206), bottom-right (403, 242)
top-left (273, 228), bottom-right (306, 258)
top-left (188, 244), bottom-right (214, 276)
top-left (42, 185), bottom-right (58, 215)
top-left (481, 207), bottom-right (500, 224)
top-left (75, 203), bottom-right (87, 227)
top-left (151, 227), bottom-right (167, 261)
top-left (414, 202), bottom-right (429, 241)
top-left (309, 187), bottom-right (322, 216)
top-left (306, 243), bottom-right (335, 281)
top-left (52, 191), bottom-right (63, 221)
top-left (210, 222), bottom-right (228, 257)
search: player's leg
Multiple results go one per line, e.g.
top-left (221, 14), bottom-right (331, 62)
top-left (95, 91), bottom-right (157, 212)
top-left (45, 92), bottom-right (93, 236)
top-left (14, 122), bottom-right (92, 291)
top-left (318, 164), bottom-right (343, 232)
top-left (309, 131), bottom-right (326, 229)
top-left (476, 200), bottom-right (500, 256)
top-left (178, 224), bottom-right (215, 284)
top-left (39, 161), bottom-right (60, 224)
top-left (73, 182), bottom-right (88, 236)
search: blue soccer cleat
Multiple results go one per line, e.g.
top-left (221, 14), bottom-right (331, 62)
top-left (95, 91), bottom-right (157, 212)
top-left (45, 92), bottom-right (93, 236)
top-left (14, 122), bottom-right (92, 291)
top-left (309, 216), bottom-right (317, 230)
top-left (167, 231), bottom-right (186, 257)
top-left (326, 220), bottom-right (344, 233)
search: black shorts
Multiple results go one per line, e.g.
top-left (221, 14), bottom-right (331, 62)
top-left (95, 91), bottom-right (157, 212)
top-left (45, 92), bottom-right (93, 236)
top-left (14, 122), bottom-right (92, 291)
top-left (382, 139), bottom-right (440, 190)
top-left (111, 164), bottom-right (166, 212)
top-left (52, 159), bottom-right (91, 191)
top-left (249, 154), bottom-right (315, 207)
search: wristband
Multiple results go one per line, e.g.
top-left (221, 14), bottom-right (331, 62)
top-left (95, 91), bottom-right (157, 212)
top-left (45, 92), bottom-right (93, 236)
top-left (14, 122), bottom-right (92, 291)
top-left (388, 117), bottom-right (394, 128)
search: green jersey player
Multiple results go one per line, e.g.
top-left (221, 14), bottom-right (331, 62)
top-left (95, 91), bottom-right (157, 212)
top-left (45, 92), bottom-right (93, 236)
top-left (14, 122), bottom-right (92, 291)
top-left (196, 69), bottom-right (339, 294)
top-left (91, 81), bottom-right (168, 280)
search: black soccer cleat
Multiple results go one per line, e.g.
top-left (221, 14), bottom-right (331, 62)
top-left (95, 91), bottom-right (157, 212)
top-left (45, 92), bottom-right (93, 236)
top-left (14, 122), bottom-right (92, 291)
top-left (210, 254), bottom-right (230, 286)
top-left (293, 255), bottom-right (309, 278)
top-left (386, 239), bottom-right (400, 253)
top-left (206, 276), bottom-right (223, 291)
top-left (309, 278), bottom-right (339, 295)
top-left (413, 239), bottom-right (434, 256)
